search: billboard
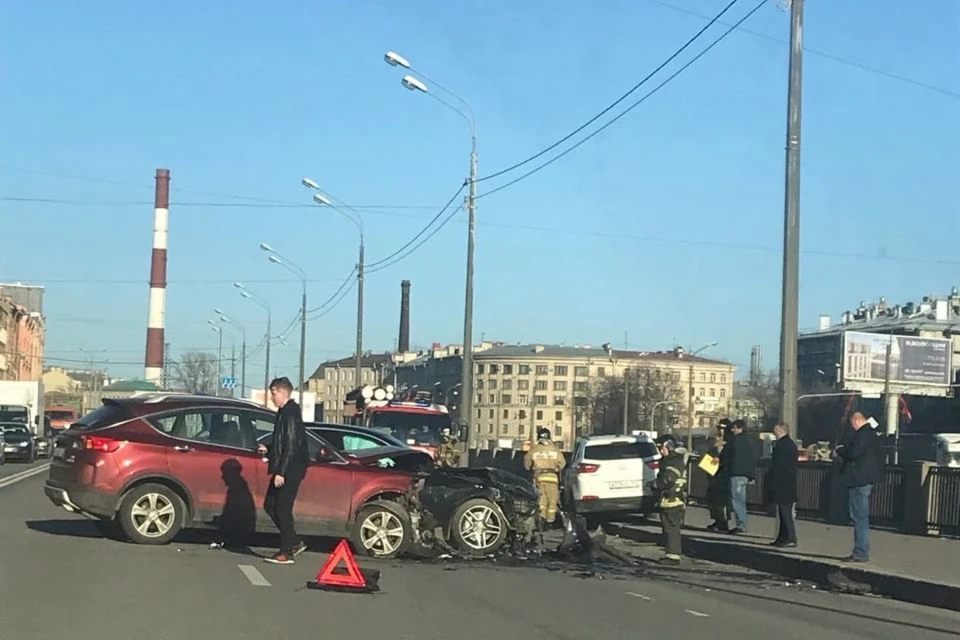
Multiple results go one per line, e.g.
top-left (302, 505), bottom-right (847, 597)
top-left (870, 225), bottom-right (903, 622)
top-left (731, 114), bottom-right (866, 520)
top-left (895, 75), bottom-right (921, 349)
top-left (842, 331), bottom-right (952, 387)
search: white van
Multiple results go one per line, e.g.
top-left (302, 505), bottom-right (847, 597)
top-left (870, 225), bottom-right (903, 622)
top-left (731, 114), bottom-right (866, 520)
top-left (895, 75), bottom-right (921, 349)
top-left (562, 433), bottom-right (661, 523)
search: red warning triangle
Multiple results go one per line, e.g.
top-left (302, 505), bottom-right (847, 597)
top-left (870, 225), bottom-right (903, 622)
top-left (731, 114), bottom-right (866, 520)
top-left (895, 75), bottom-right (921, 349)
top-left (315, 539), bottom-right (366, 588)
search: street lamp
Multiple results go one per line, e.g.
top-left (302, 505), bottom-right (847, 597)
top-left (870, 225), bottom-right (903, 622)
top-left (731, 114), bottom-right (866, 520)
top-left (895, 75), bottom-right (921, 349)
top-left (208, 321), bottom-right (223, 396)
top-left (650, 401), bottom-right (674, 432)
top-left (384, 49), bottom-right (478, 446)
top-left (215, 309), bottom-right (247, 398)
top-left (686, 341), bottom-right (720, 451)
top-left (235, 282), bottom-right (272, 403)
top-left (260, 243), bottom-right (308, 397)
top-left (302, 179), bottom-right (365, 393)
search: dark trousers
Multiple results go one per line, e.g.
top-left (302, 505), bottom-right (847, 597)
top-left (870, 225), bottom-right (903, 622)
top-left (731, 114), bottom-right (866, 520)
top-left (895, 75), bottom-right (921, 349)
top-left (660, 506), bottom-right (685, 557)
top-left (263, 464), bottom-right (306, 554)
top-left (775, 503), bottom-right (797, 543)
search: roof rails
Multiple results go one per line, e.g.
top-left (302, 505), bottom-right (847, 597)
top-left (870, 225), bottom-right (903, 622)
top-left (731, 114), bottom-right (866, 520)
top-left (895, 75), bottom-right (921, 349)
top-left (127, 392), bottom-right (266, 408)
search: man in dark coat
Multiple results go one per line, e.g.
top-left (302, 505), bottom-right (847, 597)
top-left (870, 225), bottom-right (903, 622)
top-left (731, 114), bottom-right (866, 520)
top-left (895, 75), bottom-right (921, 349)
top-left (705, 419), bottom-right (732, 532)
top-left (726, 419), bottom-right (757, 534)
top-left (836, 411), bottom-right (880, 562)
top-left (766, 423), bottom-right (798, 547)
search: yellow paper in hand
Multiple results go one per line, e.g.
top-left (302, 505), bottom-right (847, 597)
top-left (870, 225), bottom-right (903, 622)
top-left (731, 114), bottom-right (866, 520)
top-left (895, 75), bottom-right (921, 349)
top-left (698, 453), bottom-right (720, 477)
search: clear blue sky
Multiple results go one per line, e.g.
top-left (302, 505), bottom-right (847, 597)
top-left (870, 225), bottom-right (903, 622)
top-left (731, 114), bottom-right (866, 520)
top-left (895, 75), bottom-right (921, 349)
top-left (2, 0), bottom-right (957, 382)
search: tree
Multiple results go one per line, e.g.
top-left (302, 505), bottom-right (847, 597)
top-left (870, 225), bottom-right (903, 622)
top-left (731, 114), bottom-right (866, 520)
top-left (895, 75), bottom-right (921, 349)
top-left (172, 351), bottom-right (219, 394)
top-left (735, 371), bottom-right (781, 429)
top-left (587, 368), bottom-right (687, 436)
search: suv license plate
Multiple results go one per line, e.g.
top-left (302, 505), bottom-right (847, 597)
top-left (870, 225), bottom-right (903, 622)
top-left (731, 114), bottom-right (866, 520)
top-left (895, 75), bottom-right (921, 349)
top-left (609, 480), bottom-right (641, 489)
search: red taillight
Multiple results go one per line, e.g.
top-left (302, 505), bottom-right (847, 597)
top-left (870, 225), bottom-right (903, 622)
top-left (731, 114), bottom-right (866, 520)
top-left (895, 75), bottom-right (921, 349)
top-left (577, 463), bottom-right (600, 473)
top-left (82, 435), bottom-right (124, 452)
top-left (581, 495), bottom-right (599, 502)
top-left (646, 460), bottom-right (660, 470)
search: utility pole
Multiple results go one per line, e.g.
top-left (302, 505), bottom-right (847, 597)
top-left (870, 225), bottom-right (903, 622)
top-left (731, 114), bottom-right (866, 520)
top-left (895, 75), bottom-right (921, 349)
top-left (778, 0), bottom-right (805, 439)
top-left (264, 314), bottom-right (271, 403)
top-left (299, 285), bottom-right (307, 397)
top-left (459, 138), bottom-right (478, 449)
top-left (230, 343), bottom-right (236, 398)
top-left (355, 242), bottom-right (365, 391)
top-left (214, 327), bottom-right (223, 397)
top-left (687, 362), bottom-right (695, 451)
top-left (622, 332), bottom-right (629, 435)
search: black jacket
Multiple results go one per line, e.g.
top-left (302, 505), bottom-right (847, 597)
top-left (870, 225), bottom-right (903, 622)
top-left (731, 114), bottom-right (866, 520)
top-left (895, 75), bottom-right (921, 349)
top-left (838, 426), bottom-right (880, 487)
top-left (766, 435), bottom-right (798, 505)
top-left (268, 400), bottom-right (309, 476)
top-left (726, 433), bottom-right (758, 479)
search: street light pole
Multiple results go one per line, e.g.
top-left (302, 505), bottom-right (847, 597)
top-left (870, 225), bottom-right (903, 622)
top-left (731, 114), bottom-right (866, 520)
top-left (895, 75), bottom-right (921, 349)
top-left (235, 282), bottom-right (271, 404)
top-left (260, 244), bottom-right (308, 397)
top-left (356, 242), bottom-right (365, 388)
top-left (778, 0), bottom-right (805, 439)
top-left (301, 181), bottom-right (366, 396)
top-left (384, 50), bottom-right (478, 445)
top-left (686, 341), bottom-right (719, 450)
top-left (215, 310), bottom-right (247, 399)
top-left (208, 322), bottom-right (223, 396)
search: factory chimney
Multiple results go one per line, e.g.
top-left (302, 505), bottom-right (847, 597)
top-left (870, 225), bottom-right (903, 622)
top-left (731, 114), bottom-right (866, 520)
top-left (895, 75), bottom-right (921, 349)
top-left (398, 280), bottom-right (411, 353)
top-left (144, 168), bottom-right (170, 385)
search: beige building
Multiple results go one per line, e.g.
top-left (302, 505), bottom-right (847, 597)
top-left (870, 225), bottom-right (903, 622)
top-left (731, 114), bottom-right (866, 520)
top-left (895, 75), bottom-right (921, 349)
top-left (470, 343), bottom-right (735, 451)
top-left (305, 353), bottom-right (393, 423)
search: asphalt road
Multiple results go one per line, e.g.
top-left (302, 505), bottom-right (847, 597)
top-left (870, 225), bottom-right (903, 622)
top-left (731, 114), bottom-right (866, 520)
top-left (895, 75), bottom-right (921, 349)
top-left (3, 472), bottom-right (959, 640)
top-left (0, 456), bottom-right (50, 486)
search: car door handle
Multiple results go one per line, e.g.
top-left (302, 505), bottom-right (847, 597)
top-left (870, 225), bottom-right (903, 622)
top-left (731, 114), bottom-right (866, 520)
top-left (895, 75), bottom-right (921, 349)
top-left (173, 445), bottom-right (194, 452)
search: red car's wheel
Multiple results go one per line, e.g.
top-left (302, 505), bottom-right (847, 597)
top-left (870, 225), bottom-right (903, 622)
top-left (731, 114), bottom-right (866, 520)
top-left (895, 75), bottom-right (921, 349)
top-left (351, 500), bottom-right (412, 559)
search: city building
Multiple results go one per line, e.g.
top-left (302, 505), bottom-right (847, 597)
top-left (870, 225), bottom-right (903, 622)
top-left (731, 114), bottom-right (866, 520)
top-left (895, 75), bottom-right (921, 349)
top-left (0, 285), bottom-right (45, 381)
top-left (396, 341), bottom-right (736, 451)
top-left (798, 288), bottom-right (960, 392)
top-left (305, 353), bottom-right (393, 423)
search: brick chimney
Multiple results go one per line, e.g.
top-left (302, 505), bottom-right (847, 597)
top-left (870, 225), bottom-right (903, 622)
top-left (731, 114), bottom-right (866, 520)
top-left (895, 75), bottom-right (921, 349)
top-left (398, 280), bottom-right (411, 353)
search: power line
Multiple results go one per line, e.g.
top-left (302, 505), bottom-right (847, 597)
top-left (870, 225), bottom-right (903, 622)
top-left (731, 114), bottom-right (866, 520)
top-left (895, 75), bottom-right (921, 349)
top-left (644, 0), bottom-right (960, 100)
top-left (366, 204), bottom-right (466, 274)
top-left (476, 0), bottom-right (769, 201)
top-left (305, 268), bottom-right (357, 314)
top-left (306, 279), bottom-right (356, 321)
top-left (476, 0), bottom-right (745, 184)
top-left (0, 196), bottom-right (446, 214)
top-left (365, 184), bottom-right (466, 269)
top-left (30, 277), bottom-right (344, 285)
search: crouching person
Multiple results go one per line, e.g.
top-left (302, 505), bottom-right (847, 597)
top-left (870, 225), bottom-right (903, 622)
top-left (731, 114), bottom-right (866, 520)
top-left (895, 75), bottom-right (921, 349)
top-left (654, 435), bottom-right (688, 565)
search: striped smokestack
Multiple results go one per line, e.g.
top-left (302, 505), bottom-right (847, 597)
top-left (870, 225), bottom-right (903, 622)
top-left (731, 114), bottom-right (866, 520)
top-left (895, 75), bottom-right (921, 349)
top-left (398, 279), bottom-right (411, 353)
top-left (144, 168), bottom-right (170, 385)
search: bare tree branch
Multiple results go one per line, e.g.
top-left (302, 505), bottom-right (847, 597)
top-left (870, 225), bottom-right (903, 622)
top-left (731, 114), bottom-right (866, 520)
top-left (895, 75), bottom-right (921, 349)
top-left (587, 368), bottom-right (687, 435)
top-left (171, 351), bottom-right (218, 394)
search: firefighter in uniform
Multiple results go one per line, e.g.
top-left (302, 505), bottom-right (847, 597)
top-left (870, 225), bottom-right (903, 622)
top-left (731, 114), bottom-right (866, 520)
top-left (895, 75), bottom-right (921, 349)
top-left (654, 434), bottom-right (688, 564)
top-left (524, 428), bottom-right (565, 526)
top-left (436, 427), bottom-right (461, 468)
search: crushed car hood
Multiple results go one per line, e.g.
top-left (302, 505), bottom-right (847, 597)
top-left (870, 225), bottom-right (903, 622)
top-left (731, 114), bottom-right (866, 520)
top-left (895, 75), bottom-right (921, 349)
top-left (345, 446), bottom-right (434, 471)
top-left (417, 466), bottom-right (538, 522)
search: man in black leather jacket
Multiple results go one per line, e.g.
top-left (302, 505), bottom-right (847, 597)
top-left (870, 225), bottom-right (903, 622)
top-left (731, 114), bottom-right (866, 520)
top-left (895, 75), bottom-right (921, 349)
top-left (257, 377), bottom-right (310, 564)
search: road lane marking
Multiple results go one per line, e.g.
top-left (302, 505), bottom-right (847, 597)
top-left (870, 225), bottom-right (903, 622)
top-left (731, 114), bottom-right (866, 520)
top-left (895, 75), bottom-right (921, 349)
top-left (685, 610), bottom-right (710, 617)
top-left (238, 564), bottom-right (272, 587)
top-left (0, 463), bottom-right (51, 489)
top-left (626, 592), bottom-right (653, 601)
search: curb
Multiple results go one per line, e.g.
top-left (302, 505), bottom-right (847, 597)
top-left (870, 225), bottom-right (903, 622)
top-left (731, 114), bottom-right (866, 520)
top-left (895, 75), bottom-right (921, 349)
top-left (606, 522), bottom-right (960, 613)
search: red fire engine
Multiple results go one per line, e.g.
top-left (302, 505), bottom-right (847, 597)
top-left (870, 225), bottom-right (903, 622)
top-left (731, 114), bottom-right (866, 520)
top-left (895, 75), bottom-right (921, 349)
top-left (349, 385), bottom-right (453, 459)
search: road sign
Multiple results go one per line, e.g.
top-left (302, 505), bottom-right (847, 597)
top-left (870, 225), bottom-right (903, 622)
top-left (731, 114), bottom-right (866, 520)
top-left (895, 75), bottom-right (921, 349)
top-left (221, 377), bottom-right (238, 389)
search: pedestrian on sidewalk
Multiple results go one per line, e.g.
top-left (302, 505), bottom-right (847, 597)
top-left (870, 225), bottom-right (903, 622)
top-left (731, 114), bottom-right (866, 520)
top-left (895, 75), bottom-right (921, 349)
top-left (705, 418), bottom-right (732, 532)
top-left (765, 423), bottom-right (798, 547)
top-left (726, 419), bottom-right (757, 534)
top-left (257, 376), bottom-right (310, 565)
top-left (654, 434), bottom-right (688, 564)
top-left (836, 411), bottom-right (880, 563)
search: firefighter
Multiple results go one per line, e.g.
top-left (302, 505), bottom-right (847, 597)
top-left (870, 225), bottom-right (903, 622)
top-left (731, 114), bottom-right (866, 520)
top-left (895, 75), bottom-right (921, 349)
top-left (524, 428), bottom-right (565, 526)
top-left (436, 427), bottom-right (461, 468)
top-left (654, 434), bottom-right (688, 564)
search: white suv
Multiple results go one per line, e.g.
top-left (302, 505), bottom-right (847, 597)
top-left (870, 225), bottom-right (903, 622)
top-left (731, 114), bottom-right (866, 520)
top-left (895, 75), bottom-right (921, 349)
top-left (562, 433), bottom-right (661, 524)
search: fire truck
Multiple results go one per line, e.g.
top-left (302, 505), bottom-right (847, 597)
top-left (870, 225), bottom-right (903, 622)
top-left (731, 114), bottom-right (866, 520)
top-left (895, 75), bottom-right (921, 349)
top-left (350, 385), bottom-right (455, 459)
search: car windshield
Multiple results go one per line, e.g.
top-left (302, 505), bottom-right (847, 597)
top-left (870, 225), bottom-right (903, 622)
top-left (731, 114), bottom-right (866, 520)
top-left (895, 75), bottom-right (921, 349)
top-left (584, 441), bottom-right (658, 460)
top-left (0, 406), bottom-right (28, 423)
top-left (368, 411), bottom-right (450, 447)
top-left (2, 424), bottom-right (30, 436)
top-left (47, 410), bottom-right (76, 422)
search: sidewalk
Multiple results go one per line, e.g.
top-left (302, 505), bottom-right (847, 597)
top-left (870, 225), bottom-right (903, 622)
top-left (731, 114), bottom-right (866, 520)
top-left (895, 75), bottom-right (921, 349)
top-left (606, 506), bottom-right (960, 612)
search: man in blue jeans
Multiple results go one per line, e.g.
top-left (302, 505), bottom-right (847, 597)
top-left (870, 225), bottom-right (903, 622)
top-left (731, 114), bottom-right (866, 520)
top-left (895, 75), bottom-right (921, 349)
top-left (726, 419), bottom-right (757, 534)
top-left (836, 411), bottom-right (880, 563)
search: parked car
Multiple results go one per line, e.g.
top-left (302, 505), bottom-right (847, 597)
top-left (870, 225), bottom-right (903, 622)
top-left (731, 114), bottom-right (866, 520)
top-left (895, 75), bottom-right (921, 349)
top-left (2, 422), bottom-right (38, 462)
top-left (44, 395), bottom-right (537, 558)
top-left (0, 430), bottom-right (5, 465)
top-left (562, 433), bottom-right (661, 526)
top-left (257, 422), bottom-right (408, 457)
top-left (35, 431), bottom-right (54, 458)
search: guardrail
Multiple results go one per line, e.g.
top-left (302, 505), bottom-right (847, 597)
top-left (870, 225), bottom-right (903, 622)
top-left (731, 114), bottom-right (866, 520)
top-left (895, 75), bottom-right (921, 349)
top-left (467, 447), bottom-right (959, 538)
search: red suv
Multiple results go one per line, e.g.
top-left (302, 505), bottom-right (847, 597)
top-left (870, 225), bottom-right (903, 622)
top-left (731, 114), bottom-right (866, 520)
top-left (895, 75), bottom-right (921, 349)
top-left (43, 394), bottom-right (435, 558)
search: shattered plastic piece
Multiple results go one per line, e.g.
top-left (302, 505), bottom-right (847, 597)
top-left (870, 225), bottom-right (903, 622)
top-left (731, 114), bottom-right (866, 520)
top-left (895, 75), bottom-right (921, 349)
top-left (209, 541), bottom-right (225, 550)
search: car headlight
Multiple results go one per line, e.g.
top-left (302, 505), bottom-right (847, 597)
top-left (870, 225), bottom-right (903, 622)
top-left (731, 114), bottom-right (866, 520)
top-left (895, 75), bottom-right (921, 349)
top-left (19, 441), bottom-right (28, 447)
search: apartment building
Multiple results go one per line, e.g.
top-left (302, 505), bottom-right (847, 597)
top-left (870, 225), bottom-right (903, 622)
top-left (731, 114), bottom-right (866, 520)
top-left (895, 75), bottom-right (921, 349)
top-left (305, 353), bottom-right (393, 423)
top-left (0, 287), bottom-right (45, 381)
top-left (397, 341), bottom-right (736, 451)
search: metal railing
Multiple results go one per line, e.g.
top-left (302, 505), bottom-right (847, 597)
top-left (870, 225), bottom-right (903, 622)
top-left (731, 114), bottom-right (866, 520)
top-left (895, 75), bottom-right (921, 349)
top-left (927, 466), bottom-right (960, 536)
